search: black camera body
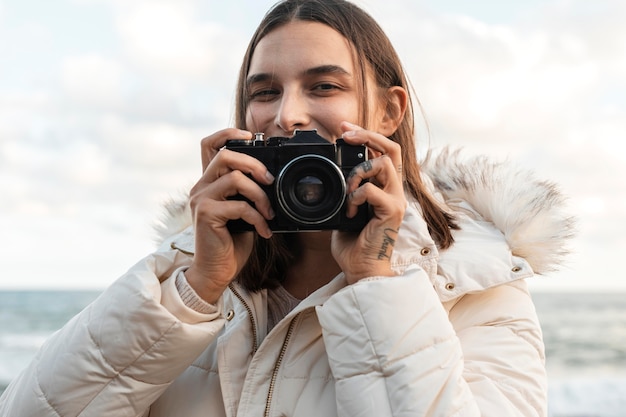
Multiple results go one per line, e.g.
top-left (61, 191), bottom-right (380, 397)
top-left (225, 130), bottom-right (370, 232)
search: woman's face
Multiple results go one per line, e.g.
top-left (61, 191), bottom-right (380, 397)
top-left (245, 21), bottom-right (385, 142)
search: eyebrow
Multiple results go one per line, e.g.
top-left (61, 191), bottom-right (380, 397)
top-left (246, 65), bottom-right (352, 87)
top-left (304, 64), bottom-right (351, 77)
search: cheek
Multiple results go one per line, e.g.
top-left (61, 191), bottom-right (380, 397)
top-left (245, 104), bottom-right (271, 130)
top-left (321, 99), bottom-right (360, 127)
top-left (244, 110), bottom-right (253, 129)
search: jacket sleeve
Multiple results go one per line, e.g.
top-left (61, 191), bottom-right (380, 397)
top-left (316, 265), bottom-right (545, 417)
top-left (0, 249), bottom-right (226, 417)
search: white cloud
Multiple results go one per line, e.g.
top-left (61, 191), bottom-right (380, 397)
top-left (117, 3), bottom-right (213, 76)
top-left (0, 91), bottom-right (51, 141)
top-left (367, 0), bottom-right (625, 156)
top-left (0, 211), bottom-right (156, 289)
top-left (111, 1), bottom-right (246, 81)
top-left (98, 115), bottom-right (200, 170)
top-left (61, 142), bottom-right (111, 185)
top-left (61, 53), bottom-right (125, 108)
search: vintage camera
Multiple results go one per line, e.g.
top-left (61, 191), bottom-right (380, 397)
top-left (225, 130), bottom-right (370, 232)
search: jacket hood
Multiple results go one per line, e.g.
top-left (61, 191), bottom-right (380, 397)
top-left (154, 147), bottom-right (575, 275)
top-left (420, 147), bottom-right (576, 274)
top-left (154, 195), bottom-right (192, 245)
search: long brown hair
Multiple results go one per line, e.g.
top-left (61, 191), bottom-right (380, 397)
top-left (234, 0), bottom-right (457, 291)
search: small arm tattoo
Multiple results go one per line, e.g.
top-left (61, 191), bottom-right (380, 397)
top-left (377, 228), bottom-right (398, 260)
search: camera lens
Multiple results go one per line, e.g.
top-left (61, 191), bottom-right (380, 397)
top-left (295, 176), bottom-right (325, 206)
top-left (276, 155), bottom-right (345, 225)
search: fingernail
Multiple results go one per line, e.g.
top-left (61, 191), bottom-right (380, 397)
top-left (268, 207), bottom-right (276, 219)
top-left (343, 130), bottom-right (356, 138)
top-left (265, 171), bottom-right (275, 183)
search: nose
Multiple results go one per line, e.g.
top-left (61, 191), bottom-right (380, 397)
top-left (274, 89), bottom-right (311, 135)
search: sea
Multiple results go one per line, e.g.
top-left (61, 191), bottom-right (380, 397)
top-left (1, 290), bottom-right (625, 416)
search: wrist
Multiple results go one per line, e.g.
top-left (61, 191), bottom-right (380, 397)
top-left (175, 272), bottom-right (220, 314)
top-left (184, 266), bottom-right (232, 305)
top-left (344, 264), bottom-right (394, 285)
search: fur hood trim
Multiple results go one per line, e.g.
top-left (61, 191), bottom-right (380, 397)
top-left (421, 147), bottom-right (576, 274)
top-left (154, 194), bottom-right (192, 246)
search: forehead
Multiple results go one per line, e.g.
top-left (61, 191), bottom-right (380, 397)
top-left (249, 21), bottom-right (355, 74)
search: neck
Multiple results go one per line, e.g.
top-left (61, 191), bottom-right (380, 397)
top-left (283, 231), bottom-right (341, 299)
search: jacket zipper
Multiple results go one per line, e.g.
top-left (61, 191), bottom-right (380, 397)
top-left (264, 313), bottom-right (300, 417)
top-left (228, 283), bottom-right (259, 354)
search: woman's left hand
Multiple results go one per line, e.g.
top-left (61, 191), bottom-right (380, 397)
top-left (332, 122), bottom-right (406, 285)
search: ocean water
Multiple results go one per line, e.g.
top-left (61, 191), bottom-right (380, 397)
top-left (534, 292), bottom-right (626, 417)
top-left (1, 290), bottom-right (625, 416)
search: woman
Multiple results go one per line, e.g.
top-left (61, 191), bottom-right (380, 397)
top-left (0, 0), bottom-right (573, 416)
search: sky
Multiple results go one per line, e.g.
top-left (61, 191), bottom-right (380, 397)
top-left (0, 0), bottom-right (624, 291)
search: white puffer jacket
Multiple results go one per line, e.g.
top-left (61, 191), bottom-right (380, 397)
top-left (0, 149), bottom-right (574, 417)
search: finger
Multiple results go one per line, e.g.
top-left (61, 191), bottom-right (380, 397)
top-left (346, 181), bottom-right (405, 220)
top-left (209, 170), bottom-right (275, 221)
top-left (200, 128), bottom-right (252, 172)
top-left (196, 198), bottom-right (273, 239)
top-left (204, 149), bottom-right (275, 186)
top-left (346, 155), bottom-right (402, 195)
top-left (340, 122), bottom-right (402, 174)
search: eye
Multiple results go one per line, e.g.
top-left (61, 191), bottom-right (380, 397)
top-left (249, 88), bottom-right (279, 101)
top-left (313, 83), bottom-right (341, 92)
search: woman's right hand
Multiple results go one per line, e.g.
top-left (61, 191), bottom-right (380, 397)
top-left (183, 128), bottom-right (276, 304)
